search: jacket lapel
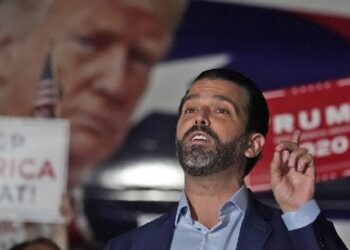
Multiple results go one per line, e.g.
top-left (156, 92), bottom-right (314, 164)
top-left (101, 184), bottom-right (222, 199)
top-left (236, 191), bottom-right (273, 250)
top-left (142, 209), bottom-right (177, 250)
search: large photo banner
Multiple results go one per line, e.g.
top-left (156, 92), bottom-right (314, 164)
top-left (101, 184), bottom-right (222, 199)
top-left (247, 77), bottom-right (350, 191)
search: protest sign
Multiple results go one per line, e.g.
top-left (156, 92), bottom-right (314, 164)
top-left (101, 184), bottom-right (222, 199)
top-left (0, 117), bottom-right (69, 223)
top-left (247, 77), bottom-right (350, 191)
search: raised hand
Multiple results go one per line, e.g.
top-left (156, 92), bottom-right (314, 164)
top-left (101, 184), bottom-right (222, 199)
top-left (270, 130), bottom-right (316, 212)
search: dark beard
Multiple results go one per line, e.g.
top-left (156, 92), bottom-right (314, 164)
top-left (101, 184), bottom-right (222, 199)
top-left (176, 126), bottom-right (248, 176)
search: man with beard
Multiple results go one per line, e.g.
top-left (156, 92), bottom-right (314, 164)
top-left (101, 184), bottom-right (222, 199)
top-left (105, 68), bottom-right (347, 250)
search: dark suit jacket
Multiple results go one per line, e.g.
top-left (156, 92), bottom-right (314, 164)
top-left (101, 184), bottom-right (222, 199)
top-left (105, 193), bottom-right (347, 250)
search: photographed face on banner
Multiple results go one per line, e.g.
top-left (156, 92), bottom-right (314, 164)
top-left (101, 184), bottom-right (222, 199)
top-left (0, 0), bottom-right (52, 116)
top-left (50, 0), bottom-right (182, 185)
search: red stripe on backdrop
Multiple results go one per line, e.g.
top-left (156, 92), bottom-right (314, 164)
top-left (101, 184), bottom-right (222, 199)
top-left (297, 12), bottom-right (350, 41)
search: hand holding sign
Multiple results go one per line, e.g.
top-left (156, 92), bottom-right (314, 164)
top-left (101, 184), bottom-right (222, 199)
top-left (270, 130), bottom-right (316, 213)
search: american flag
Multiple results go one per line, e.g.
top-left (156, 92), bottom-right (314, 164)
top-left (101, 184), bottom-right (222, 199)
top-left (32, 54), bottom-right (59, 118)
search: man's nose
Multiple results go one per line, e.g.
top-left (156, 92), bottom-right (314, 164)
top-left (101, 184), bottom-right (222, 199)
top-left (194, 108), bottom-right (210, 126)
top-left (92, 46), bottom-right (129, 97)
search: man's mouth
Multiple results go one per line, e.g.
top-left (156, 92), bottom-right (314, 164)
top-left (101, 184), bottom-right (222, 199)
top-left (187, 131), bottom-right (213, 145)
top-left (182, 124), bottom-right (221, 144)
top-left (191, 133), bottom-right (209, 141)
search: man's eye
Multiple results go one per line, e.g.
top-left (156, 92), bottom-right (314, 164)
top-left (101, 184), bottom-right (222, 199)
top-left (217, 108), bottom-right (229, 114)
top-left (74, 35), bottom-right (98, 51)
top-left (184, 108), bottom-right (196, 114)
top-left (73, 33), bottom-right (114, 52)
top-left (128, 49), bottom-right (153, 71)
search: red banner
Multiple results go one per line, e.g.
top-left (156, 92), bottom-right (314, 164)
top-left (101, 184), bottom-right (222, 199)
top-left (247, 77), bottom-right (350, 191)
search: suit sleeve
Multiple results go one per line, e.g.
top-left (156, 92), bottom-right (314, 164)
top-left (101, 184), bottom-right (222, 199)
top-left (288, 213), bottom-right (348, 250)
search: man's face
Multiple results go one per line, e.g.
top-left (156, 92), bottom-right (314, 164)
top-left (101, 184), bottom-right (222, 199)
top-left (176, 79), bottom-right (250, 176)
top-left (51, 0), bottom-right (173, 179)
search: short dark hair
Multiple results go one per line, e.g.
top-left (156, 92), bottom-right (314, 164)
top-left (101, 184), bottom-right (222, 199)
top-left (178, 68), bottom-right (269, 176)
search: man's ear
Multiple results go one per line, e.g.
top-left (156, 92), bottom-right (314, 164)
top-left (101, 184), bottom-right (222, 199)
top-left (244, 133), bottom-right (265, 159)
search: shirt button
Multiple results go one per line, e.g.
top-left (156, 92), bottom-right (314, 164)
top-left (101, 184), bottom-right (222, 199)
top-left (208, 232), bottom-right (216, 238)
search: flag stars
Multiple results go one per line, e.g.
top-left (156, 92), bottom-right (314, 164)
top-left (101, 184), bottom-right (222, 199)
top-left (291, 82), bottom-right (333, 95)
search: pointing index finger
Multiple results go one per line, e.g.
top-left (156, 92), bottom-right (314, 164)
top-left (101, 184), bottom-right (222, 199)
top-left (291, 130), bottom-right (301, 145)
top-left (275, 130), bottom-right (302, 152)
